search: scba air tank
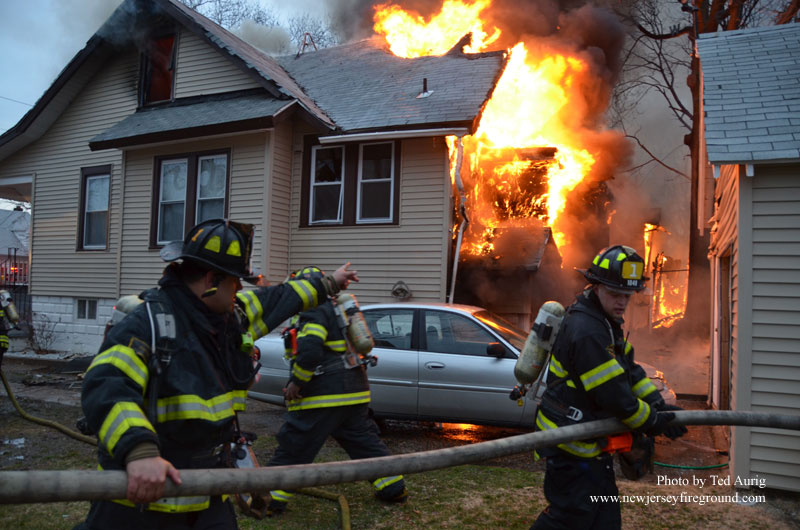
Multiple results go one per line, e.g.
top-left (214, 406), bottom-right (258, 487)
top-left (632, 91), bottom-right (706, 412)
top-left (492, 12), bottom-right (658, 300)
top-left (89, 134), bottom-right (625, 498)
top-left (0, 290), bottom-right (20, 324)
top-left (514, 301), bottom-right (566, 386)
top-left (336, 293), bottom-right (374, 356)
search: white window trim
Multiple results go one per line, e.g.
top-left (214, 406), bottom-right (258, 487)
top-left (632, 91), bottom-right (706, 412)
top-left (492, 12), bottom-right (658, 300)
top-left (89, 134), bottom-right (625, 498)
top-left (156, 157), bottom-right (188, 245)
top-left (309, 144), bottom-right (345, 225)
top-left (83, 174), bottom-right (110, 250)
top-left (194, 154), bottom-right (227, 225)
top-left (356, 141), bottom-right (395, 224)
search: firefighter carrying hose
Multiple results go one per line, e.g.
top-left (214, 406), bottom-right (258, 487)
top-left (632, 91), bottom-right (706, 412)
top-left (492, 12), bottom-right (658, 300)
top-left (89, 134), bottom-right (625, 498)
top-left (264, 266), bottom-right (407, 517)
top-left (530, 245), bottom-right (687, 530)
top-left (75, 219), bottom-right (358, 530)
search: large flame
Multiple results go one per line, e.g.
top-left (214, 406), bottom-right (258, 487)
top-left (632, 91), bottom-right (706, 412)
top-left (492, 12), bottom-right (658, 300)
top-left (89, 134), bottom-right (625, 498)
top-left (643, 223), bottom-right (688, 329)
top-left (374, 1), bottom-right (596, 254)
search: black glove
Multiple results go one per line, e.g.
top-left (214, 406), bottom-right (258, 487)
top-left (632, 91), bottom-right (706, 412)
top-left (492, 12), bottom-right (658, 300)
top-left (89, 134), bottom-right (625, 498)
top-left (646, 411), bottom-right (688, 440)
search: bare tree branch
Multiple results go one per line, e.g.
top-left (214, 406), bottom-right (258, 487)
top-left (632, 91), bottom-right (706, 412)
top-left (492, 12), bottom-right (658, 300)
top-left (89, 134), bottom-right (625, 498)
top-left (625, 134), bottom-right (690, 181)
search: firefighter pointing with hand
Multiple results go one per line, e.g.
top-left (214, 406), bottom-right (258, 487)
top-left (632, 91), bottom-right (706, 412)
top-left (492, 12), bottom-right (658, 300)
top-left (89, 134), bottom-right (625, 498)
top-left (530, 245), bottom-right (687, 530)
top-left (76, 219), bottom-right (358, 530)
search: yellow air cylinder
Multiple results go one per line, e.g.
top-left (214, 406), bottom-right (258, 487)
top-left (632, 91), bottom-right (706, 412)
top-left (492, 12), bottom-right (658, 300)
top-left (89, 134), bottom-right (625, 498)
top-left (514, 301), bottom-right (566, 386)
top-left (336, 293), bottom-right (374, 356)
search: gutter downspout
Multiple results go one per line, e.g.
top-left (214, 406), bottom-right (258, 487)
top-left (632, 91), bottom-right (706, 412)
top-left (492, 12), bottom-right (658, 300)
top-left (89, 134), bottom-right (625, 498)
top-left (448, 135), bottom-right (467, 304)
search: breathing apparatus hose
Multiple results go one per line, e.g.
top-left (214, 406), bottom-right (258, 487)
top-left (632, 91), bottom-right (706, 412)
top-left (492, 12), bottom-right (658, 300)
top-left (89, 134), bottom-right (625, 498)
top-left (0, 367), bottom-right (97, 446)
top-left (1, 410), bottom-right (798, 504)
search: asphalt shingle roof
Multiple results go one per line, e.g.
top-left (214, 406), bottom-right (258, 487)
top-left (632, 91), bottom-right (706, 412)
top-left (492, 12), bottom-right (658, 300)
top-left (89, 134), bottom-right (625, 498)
top-left (89, 95), bottom-right (292, 148)
top-left (277, 37), bottom-right (506, 133)
top-left (698, 23), bottom-right (800, 164)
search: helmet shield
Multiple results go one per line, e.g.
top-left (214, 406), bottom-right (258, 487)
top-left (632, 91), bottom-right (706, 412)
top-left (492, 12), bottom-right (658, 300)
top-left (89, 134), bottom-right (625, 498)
top-left (160, 219), bottom-right (261, 284)
top-left (579, 245), bottom-right (648, 292)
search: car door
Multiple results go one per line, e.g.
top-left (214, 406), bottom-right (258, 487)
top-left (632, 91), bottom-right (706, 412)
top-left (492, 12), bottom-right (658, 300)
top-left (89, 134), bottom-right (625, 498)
top-left (417, 309), bottom-right (524, 425)
top-left (361, 307), bottom-right (419, 417)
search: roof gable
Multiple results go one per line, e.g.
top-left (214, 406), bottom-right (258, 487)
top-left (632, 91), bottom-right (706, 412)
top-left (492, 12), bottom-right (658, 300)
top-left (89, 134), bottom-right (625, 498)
top-left (698, 23), bottom-right (800, 164)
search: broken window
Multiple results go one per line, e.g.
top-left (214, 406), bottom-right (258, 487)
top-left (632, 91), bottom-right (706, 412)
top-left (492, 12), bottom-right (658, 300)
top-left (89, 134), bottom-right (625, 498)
top-left (302, 139), bottom-right (400, 227)
top-left (79, 166), bottom-right (110, 250)
top-left (310, 145), bottom-right (344, 224)
top-left (141, 34), bottom-right (176, 105)
top-left (153, 151), bottom-right (229, 245)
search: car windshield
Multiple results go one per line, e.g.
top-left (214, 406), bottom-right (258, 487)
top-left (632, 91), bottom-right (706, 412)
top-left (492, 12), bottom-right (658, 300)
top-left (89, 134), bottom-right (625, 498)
top-left (472, 310), bottom-right (527, 350)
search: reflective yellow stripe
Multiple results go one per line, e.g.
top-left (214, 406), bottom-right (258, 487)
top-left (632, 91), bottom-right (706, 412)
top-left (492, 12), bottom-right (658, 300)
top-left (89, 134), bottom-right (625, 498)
top-left (299, 322), bottom-right (327, 341)
top-left (205, 235), bottom-right (221, 253)
top-left (632, 377), bottom-right (658, 399)
top-left (536, 410), bottom-right (601, 458)
top-left (599, 258), bottom-right (610, 269)
top-left (617, 252), bottom-right (627, 261)
top-left (98, 402), bottom-right (155, 456)
top-left (226, 240), bottom-right (241, 257)
top-left (580, 358), bottom-right (624, 391)
top-left (324, 339), bottom-right (347, 352)
top-left (156, 391), bottom-right (245, 422)
top-left (288, 279), bottom-right (317, 310)
top-left (287, 391), bottom-right (371, 411)
top-left (270, 490), bottom-right (294, 502)
top-left (624, 341), bottom-right (632, 355)
top-left (593, 255), bottom-right (600, 265)
top-left (622, 399), bottom-right (651, 429)
top-left (111, 496), bottom-right (210, 513)
top-left (88, 345), bottom-right (149, 391)
top-left (549, 357), bottom-right (568, 378)
top-left (373, 475), bottom-right (403, 491)
top-left (292, 363), bottom-right (314, 382)
top-left (237, 291), bottom-right (269, 338)
top-left (566, 380), bottom-right (577, 388)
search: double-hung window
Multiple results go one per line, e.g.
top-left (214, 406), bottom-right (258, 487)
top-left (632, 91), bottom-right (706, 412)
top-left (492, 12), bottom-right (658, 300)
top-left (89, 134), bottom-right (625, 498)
top-left (79, 165), bottom-right (111, 250)
top-left (302, 138), bottom-right (399, 227)
top-left (153, 151), bottom-right (229, 245)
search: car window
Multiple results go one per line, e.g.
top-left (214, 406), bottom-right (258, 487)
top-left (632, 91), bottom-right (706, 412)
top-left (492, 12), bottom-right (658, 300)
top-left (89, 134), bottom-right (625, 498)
top-left (363, 308), bottom-right (414, 349)
top-left (423, 310), bottom-right (497, 356)
top-left (472, 310), bottom-right (527, 350)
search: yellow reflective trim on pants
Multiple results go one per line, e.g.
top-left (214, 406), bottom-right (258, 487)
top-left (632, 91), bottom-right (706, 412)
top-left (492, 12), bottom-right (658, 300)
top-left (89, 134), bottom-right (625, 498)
top-left (111, 496), bottom-right (210, 513)
top-left (270, 490), bottom-right (294, 502)
top-left (299, 322), bottom-right (327, 341)
top-left (98, 402), bottom-right (155, 456)
top-left (324, 339), bottom-right (347, 352)
top-left (536, 410), bottom-right (601, 458)
top-left (288, 279), bottom-right (318, 311)
top-left (622, 399), bottom-right (651, 429)
top-left (373, 475), bottom-right (403, 491)
top-left (292, 363), bottom-right (314, 382)
top-left (632, 377), bottom-right (658, 399)
top-left (237, 291), bottom-right (269, 339)
top-left (156, 392), bottom-right (244, 422)
top-left (287, 391), bottom-right (371, 411)
top-left (88, 344), bottom-right (149, 391)
top-left (580, 358), bottom-right (625, 391)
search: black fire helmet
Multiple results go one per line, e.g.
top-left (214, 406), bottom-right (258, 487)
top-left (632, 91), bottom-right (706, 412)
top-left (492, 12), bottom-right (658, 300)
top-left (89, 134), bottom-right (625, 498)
top-left (577, 245), bottom-right (649, 293)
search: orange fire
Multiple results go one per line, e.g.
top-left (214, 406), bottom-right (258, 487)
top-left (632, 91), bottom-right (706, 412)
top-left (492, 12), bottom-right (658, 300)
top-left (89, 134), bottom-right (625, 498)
top-left (643, 223), bottom-right (688, 329)
top-left (374, 0), bottom-right (596, 254)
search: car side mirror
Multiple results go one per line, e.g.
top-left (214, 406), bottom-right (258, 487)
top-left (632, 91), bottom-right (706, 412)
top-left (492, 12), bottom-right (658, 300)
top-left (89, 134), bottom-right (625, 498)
top-left (486, 342), bottom-right (507, 358)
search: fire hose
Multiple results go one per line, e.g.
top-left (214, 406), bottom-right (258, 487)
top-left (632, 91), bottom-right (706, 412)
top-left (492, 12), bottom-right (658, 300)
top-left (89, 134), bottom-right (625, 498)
top-left (1, 410), bottom-right (798, 504)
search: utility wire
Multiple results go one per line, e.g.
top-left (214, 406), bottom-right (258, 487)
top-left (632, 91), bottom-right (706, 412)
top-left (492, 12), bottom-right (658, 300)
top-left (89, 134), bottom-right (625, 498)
top-left (0, 95), bottom-right (33, 107)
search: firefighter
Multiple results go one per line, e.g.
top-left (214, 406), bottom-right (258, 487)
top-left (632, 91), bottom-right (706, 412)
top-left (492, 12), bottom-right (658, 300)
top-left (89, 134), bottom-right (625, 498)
top-left (75, 219), bottom-right (358, 530)
top-left (530, 245), bottom-right (687, 530)
top-left (265, 266), bottom-right (407, 517)
top-left (0, 290), bottom-right (19, 366)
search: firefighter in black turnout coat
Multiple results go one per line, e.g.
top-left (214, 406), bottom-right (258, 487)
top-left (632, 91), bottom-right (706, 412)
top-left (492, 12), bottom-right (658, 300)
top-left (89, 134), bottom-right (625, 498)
top-left (76, 220), bottom-right (357, 530)
top-left (531, 245), bottom-right (687, 530)
top-left (265, 267), bottom-right (407, 516)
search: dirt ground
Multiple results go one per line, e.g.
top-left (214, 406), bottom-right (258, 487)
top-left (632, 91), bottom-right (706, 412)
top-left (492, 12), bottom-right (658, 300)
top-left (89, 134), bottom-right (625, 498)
top-left (1, 354), bottom-right (798, 528)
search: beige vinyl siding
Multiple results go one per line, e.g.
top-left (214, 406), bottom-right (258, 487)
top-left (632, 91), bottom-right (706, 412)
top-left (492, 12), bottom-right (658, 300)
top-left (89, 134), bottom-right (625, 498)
top-left (174, 29), bottom-right (262, 98)
top-left (119, 133), bottom-right (268, 295)
top-left (0, 51), bottom-right (139, 298)
top-left (747, 163), bottom-right (800, 492)
top-left (265, 119), bottom-right (292, 283)
top-left (290, 136), bottom-right (450, 303)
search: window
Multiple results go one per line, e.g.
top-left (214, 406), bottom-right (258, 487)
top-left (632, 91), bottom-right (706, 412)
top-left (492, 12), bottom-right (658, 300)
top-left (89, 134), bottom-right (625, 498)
top-left (301, 137), bottom-right (400, 227)
top-left (152, 151), bottom-right (229, 246)
top-left (141, 33), bottom-right (176, 105)
top-left (423, 310), bottom-right (497, 356)
top-left (77, 299), bottom-right (98, 320)
top-left (310, 145), bottom-right (344, 224)
top-left (357, 142), bottom-right (394, 222)
top-left (79, 166), bottom-right (111, 250)
top-left (363, 308), bottom-right (414, 350)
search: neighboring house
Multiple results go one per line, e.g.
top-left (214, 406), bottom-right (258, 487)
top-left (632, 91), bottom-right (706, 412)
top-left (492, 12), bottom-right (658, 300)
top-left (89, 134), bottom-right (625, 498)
top-left (0, 0), bottom-right (506, 355)
top-left (698, 23), bottom-right (800, 493)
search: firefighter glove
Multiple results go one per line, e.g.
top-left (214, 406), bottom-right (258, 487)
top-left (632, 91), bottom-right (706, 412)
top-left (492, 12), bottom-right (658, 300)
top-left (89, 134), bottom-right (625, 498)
top-left (646, 411), bottom-right (687, 440)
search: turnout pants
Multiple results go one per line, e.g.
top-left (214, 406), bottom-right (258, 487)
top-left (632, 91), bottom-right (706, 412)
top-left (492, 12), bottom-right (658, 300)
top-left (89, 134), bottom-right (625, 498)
top-left (268, 403), bottom-right (405, 499)
top-left (530, 454), bottom-right (621, 530)
top-left (74, 495), bottom-right (237, 530)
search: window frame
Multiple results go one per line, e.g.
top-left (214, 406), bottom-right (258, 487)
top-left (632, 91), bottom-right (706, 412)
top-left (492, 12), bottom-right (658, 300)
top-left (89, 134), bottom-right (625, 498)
top-left (309, 144), bottom-right (345, 225)
top-left (77, 298), bottom-right (98, 321)
top-left (138, 31), bottom-right (178, 107)
top-left (77, 165), bottom-right (111, 251)
top-left (150, 149), bottom-right (231, 248)
top-left (356, 141), bottom-right (395, 224)
top-left (300, 136), bottom-right (401, 227)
